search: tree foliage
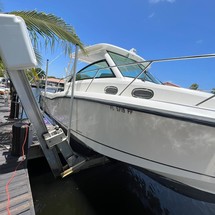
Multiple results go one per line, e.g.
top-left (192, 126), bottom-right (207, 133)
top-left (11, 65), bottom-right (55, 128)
top-left (0, 10), bottom-right (85, 71)
top-left (189, 83), bottom-right (199, 90)
top-left (25, 67), bottom-right (46, 81)
top-left (8, 10), bottom-right (85, 55)
top-left (0, 58), bottom-right (4, 77)
top-left (211, 88), bottom-right (215, 94)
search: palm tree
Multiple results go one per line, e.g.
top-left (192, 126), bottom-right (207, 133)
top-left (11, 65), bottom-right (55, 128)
top-left (0, 10), bottom-right (85, 118)
top-left (25, 67), bottom-right (46, 86)
top-left (0, 61), bottom-right (4, 76)
top-left (0, 10), bottom-right (85, 70)
top-left (8, 10), bottom-right (85, 59)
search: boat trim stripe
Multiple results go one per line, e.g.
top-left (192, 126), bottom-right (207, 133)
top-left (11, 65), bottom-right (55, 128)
top-left (44, 108), bottom-right (215, 179)
top-left (43, 96), bottom-right (215, 178)
top-left (71, 129), bottom-right (215, 179)
top-left (44, 95), bottom-right (215, 127)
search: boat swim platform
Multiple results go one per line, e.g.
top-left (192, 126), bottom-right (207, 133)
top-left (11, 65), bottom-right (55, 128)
top-left (0, 97), bottom-right (35, 215)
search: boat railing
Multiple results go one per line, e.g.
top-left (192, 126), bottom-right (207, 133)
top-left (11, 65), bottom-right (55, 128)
top-left (85, 68), bottom-right (103, 92)
top-left (195, 94), bottom-right (215, 106)
top-left (87, 53), bottom-right (213, 82)
top-left (118, 53), bottom-right (215, 97)
top-left (118, 62), bottom-right (152, 95)
top-left (70, 53), bottom-right (215, 105)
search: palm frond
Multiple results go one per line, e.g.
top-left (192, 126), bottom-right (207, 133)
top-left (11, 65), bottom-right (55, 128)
top-left (8, 10), bottom-right (85, 55)
top-left (34, 47), bottom-right (43, 65)
top-left (0, 57), bottom-right (5, 76)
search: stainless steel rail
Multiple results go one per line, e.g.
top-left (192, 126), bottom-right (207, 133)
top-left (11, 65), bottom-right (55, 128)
top-left (79, 53), bottom-right (215, 96)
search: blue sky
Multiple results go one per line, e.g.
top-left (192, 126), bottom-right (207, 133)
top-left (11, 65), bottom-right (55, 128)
top-left (1, 0), bottom-right (215, 90)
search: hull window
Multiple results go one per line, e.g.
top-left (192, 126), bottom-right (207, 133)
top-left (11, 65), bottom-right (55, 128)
top-left (104, 86), bottom-right (118, 95)
top-left (132, 88), bottom-right (154, 99)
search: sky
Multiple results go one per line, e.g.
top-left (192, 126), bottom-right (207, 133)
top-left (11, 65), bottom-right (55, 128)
top-left (1, 0), bottom-right (215, 90)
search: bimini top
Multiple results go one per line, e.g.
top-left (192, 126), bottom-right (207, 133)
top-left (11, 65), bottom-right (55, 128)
top-left (71, 43), bottom-right (145, 64)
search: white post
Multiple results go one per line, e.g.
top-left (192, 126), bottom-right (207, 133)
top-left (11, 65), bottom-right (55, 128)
top-left (67, 45), bottom-right (79, 143)
top-left (43, 59), bottom-right (49, 112)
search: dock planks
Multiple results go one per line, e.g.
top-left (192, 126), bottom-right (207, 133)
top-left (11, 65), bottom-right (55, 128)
top-left (0, 96), bottom-right (35, 215)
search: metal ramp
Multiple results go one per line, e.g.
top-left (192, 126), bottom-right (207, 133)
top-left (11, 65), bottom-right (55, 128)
top-left (0, 14), bottom-right (86, 177)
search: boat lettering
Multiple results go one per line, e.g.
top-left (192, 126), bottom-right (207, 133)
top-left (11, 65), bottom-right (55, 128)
top-left (110, 105), bottom-right (132, 114)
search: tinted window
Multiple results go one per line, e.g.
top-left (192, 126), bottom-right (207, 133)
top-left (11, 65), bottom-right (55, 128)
top-left (108, 51), bottom-right (161, 84)
top-left (76, 60), bottom-right (115, 80)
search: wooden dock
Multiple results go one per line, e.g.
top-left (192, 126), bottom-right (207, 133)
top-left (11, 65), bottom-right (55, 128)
top-left (0, 92), bottom-right (109, 214)
top-left (0, 96), bottom-right (35, 215)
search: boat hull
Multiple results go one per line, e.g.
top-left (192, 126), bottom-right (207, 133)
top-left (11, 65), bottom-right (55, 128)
top-left (42, 94), bottom-right (215, 195)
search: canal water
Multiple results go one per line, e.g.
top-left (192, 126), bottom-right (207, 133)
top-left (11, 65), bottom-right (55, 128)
top-left (28, 159), bottom-right (146, 215)
top-left (28, 158), bottom-right (215, 215)
top-left (28, 87), bottom-right (215, 215)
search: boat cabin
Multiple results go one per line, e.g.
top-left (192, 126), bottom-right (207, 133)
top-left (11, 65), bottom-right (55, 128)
top-left (64, 43), bottom-right (215, 110)
top-left (70, 43), bottom-right (161, 84)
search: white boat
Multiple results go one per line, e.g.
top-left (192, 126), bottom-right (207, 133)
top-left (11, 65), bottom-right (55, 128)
top-left (41, 43), bottom-right (215, 198)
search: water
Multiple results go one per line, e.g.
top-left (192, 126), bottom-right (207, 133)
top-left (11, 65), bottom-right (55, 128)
top-left (28, 158), bottom-right (215, 215)
top-left (126, 167), bottom-right (215, 215)
top-left (28, 159), bottom-right (146, 215)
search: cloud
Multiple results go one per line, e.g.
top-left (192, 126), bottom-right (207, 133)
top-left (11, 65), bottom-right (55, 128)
top-left (149, 0), bottom-right (176, 4)
top-left (148, 12), bottom-right (155, 19)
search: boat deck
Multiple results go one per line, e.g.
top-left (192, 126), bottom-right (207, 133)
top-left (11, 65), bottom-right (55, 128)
top-left (0, 96), bottom-right (35, 215)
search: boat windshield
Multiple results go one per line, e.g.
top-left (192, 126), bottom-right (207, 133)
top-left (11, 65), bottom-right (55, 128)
top-left (108, 51), bottom-right (161, 84)
top-left (75, 60), bottom-right (115, 81)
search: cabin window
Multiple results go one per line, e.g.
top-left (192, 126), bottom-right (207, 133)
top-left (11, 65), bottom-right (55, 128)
top-left (76, 60), bottom-right (115, 81)
top-left (108, 51), bottom-right (144, 78)
top-left (108, 51), bottom-right (161, 84)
